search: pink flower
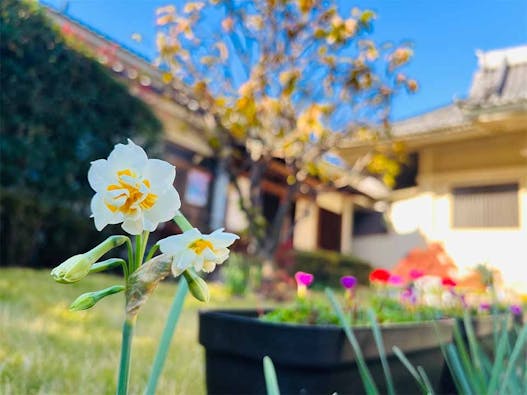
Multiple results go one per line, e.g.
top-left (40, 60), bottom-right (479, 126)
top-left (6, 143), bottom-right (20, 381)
top-left (479, 302), bottom-right (491, 311)
top-left (388, 275), bottom-right (404, 286)
top-left (340, 275), bottom-right (358, 289)
top-left (295, 271), bottom-right (314, 287)
top-left (409, 269), bottom-right (424, 280)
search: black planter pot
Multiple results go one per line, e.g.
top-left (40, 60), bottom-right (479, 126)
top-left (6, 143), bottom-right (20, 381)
top-left (199, 309), bottom-right (455, 395)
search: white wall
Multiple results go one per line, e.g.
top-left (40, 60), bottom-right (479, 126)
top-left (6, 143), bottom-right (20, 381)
top-left (351, 166), bottom-right (527, 293)
top-left (352, 231), bottom-right (427, 269)
top-left (225, 178), bottom-right (249, 232)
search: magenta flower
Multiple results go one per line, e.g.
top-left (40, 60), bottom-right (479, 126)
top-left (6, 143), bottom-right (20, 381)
top-left (510, 304), bottom-right (522, 316)
top-left (409, 269), bottom-right (424, 280)
top-left (295, 271), bottom-right (314, 287)
top-left (340, 275), bottom-right (358, 290)
top-left (479, 302), bottom-right (491, 311)
top-left (388, 275), bottom-right (404, 287)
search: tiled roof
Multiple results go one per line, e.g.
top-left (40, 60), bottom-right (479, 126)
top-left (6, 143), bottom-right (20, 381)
top-left (465, 62), bottom-right (527, 108)
top-left (393, 46), bottom-right (527, 137)
top-left (391, 104), bottom-right (470, 137)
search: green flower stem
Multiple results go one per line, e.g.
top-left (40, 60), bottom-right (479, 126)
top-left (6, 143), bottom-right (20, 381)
top-left (117, 232), bottom-right (149, 395)
top-left (125, 237), bottom-right (133, 280)
top-left (144, 279), bottom-right (189, 395)
top-left (173, 211), bottom-right (193, 232)
top-left (144, 244), bottom-right (159, 262)
top-left (139, 231), bottom-right (150, 266)
top-left (89, 258), bottom-right (126, 274)
top-left (133, 234), bottom-right (142, 274)
top-left (117, 315), bottom-right (137, 395)
top-left (143, 212), bottom-right (194, 395)
top-left (85, 235), bottom-right (129, 263)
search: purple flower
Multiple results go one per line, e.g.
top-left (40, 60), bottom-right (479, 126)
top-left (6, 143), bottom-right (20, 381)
top-left (340, 275), bottom-right (358, 290)
top-left (510, 304), bottom-right (522, 316)
top-left (459, 294), bottom-right (468, 308)
top-left (295, 271), bottom-right (314, 287)
top-left (479, 302), bottom-right (491, 311)
top-left (401, 288), bottom-right (417, 305)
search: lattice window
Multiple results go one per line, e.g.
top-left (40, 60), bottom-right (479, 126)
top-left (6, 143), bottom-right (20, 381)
top-left (452, 183), bottom-right (519, 228)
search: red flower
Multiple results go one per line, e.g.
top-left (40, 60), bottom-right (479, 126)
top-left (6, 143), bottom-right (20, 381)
top-left (369, 269), bottom-right (391, 283)
top-left (442, 277), bottom-right (457, 287)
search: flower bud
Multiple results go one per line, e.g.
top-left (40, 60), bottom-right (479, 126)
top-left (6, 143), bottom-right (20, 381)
top-left (51, 254), bottom-right (92, 283)
top-left (51, 236), bottom-right (129, 284)
top-left (69, 292), bottom-right (98, 311)
top-left (183, 270), bottom-right (210, 302)
top-left (69, 285), bottom-right (125, 311)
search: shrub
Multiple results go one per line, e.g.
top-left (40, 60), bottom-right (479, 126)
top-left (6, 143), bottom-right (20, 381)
top-left (282, 249), bottom-right (372, 288)
top-left (0, 0), bottom-right (162, 267)
top-left (223, 253), bottom-right (262, 296)
top-left (0, 188), bottom-right (117, 268)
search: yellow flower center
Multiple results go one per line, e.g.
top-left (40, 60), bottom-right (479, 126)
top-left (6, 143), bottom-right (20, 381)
top-left (105, 169), bottom-right (158, 215)
top-left (189, 239), bottom-right (214, 255)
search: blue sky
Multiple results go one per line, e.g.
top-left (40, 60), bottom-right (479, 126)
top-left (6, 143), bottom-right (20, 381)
top-left (42, 0), bottom-right (526, 120)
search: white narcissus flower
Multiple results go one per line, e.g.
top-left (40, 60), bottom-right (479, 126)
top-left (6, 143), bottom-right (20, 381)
top-left (88, 139), bottom-right (180, 235)
top-left (158, 228), bottom-right (239, 276)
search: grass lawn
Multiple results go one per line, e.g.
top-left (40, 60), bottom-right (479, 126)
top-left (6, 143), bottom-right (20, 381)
top-left (0, 267), bottom-right (275, 395)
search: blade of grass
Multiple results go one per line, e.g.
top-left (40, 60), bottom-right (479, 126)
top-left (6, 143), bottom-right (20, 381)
top-left (144, 279), bottom-right (189, 395)
top-left (451, 322), bottom-right (485, 393)
top-left (433, 322), bottom-right (463, 394)
top-left (263, 356), bottom-right (280, 395)
top-left (417, 366), bottom-right (435, 395)
top-left (367, 309), bottom-right (396, 395)
top-left (326, 288), bottom-right (379, 395)
top-left (392, 346), bottom-right (428, 394)
top-left (445, 343), bottom-right (474, 395)
top-left (463, 312), bottom-right (486, 380)
top-left (487, 315), bottom-right (513, 395)
top-left (499, 323), bottom-right (527, 394)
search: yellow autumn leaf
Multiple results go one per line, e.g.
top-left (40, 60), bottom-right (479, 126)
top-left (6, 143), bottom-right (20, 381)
top-left (215, 41), bottom-right (228, 61)
top-left (156, 5), bottom-right (175, 15)
top-left (184, 2), bottom-right (204, 13)
top-left (221, 17), bottom-right (234, 32)
top-left (156, 14), bottom-right (175, 26)
top-left (161, 72), bottom-right (173, 84)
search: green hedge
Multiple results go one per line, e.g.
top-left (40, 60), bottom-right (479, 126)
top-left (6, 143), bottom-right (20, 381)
top-left (0, 188), bottom-right (118, 268)
top-left (285, 249), bottom-right (372, 288)
top-left (0, 0), bottom-right (162, 267)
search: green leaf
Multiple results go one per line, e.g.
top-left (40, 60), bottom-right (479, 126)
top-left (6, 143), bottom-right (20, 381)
top-left (144, 279), bottom-right (189, 395)
top-left (263, 356), bottom-right (280, 395)
top-left (392, 346), bottom-right (428, 394)
top-left (367, 309), bottom-right (395, 395)
top-left (326, 288), bottom-right (379, 395)
top-left (451, 322), bottom-right (485, 393)
top-left (417, 366), bottom-right (435, 395)
top-left (487, 317), bottom-right (513, 395)
top-left (445, 344), bottom-right (474, 395)
top-left (499, 323), bottom-right (527, 394)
